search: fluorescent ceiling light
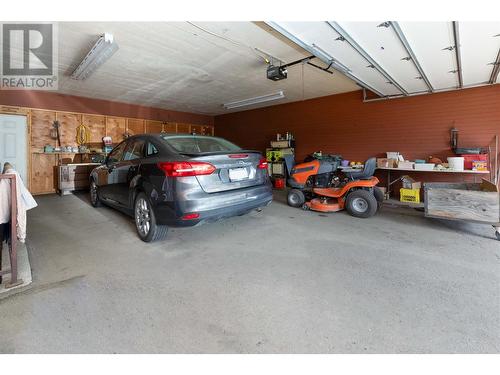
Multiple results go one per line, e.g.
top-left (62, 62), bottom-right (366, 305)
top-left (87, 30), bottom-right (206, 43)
top-left (223, 90), bottom-right (285, 109)
top-left (71, 33), bottom-right (119, 80)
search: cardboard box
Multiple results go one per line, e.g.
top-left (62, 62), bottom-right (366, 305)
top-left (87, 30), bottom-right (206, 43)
top-left (377, 158), bottom-right (397, 168)
top-left (401, 176), bottom-right (421, 189)
top-left (397, 161), bottom-right (415, 169)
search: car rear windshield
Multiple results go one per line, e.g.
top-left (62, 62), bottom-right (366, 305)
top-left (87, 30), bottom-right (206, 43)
top-left (161, 135), bottom-right (242, 154)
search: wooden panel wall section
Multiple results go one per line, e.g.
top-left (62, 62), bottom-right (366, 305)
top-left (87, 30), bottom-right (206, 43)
top-left (126, 118), bottom-right (145, 136)
top-left (31, 109), bottom-right (56, 151)
top-left (163, 122), bottom-right (177, 133)
top-left (191, 124), bottom-right (214, 136)
top-left (177, 123), bottom-right (191, 134)
top-left (145, 120), bottom-right (163, 134)
top-left (83, 114), bottom-right (106, 143)
top-left (31, 153), bottom-right (57, 194)
top-left (58, 112), bottom-right (82, 146)
top-left (106, 116), bottom-right (127, 144)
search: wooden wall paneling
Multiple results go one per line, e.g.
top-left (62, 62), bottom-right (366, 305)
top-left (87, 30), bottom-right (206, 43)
top-left (145, 120), bottom-right (163, 133)
top-left (31, 153), bottom-right (57, 194)
top-left (163, 122), bottom-right (177, 133)
top-left (0, 105), bottom-right (29, 115)
top-left (126, 118), bottom-right (145, 136)
top-left (177, 123), bottom-right (191, 134)
top-left (83, 114), bottom-right (106, 143)
top-left (106, 116), bottom-right (127, 144)
top-left (190, 124), bottom-right (203, 135)
top-left (30, 109), bottom-right (56, 152)
top-left (57, 112), bottom-right (81, 147)
top-left (190, 124), bottom-right (213, 136)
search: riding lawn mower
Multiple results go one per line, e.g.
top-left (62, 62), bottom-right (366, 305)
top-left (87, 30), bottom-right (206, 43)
top-left (286, 155), bottom-right (383, 218)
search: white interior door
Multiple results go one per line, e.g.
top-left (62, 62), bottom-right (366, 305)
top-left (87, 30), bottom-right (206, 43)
top-left (0, 114), bottom-right (28, 184)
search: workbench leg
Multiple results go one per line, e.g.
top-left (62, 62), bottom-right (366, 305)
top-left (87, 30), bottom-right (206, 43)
top-left (387, 170), bottom-right (391, 197)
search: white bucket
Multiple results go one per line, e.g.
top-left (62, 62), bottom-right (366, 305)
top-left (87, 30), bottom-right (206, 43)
top-left (447, 157), bottom-right (464, 171)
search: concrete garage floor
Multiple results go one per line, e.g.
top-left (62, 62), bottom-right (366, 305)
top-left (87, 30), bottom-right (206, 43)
top-left (0, 191), bottom-right (499, 353)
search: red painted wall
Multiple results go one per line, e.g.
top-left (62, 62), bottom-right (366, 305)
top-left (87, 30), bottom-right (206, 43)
top-left (215, 85), bottom-right (500, 183)
top-left (0, 90), bottom-right (214, 125)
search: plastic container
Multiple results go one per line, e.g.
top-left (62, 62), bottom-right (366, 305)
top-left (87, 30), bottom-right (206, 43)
top-left (447, 157), bottom-right (465, 171)
top-left (461, 154), bottom-right (488, 170)
top-left (273, 178), bottom-right (285, 189)
top-left (414, 163), bottom-right (435, 171)
top-left (400, 188), bottom-right (420, 203)
top-left (341, 159), bottom-right (350, 167)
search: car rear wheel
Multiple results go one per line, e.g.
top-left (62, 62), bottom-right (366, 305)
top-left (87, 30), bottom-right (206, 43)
top-left (90, 180), bottom-right (101, 207)
top-left (134, 192), bottom-right (168, 242)
top-left (346, 190), bottom-right (378, 218)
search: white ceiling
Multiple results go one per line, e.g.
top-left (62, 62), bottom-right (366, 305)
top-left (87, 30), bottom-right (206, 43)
top-left (6, 22), bottom-right (499, 114)
top-left (53, 22), bottom-right (358, 115)
top-left (268, 21), bottom-right (500, 97)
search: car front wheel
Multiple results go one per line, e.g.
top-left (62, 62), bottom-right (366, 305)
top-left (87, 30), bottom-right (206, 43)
top-left (134, 192), bottom-right (168, 242)
top-left (90, 180), bottom-right (101, 207)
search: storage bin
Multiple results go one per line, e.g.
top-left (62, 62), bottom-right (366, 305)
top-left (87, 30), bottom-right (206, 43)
top-left (447, 157), bottom-right (464, 171)
top-left (461, 154), bottom-right (488, 170)
top-left (400, 188), bottom-right (420, 203)
top-left (273, 178), bottom-right (285, 189)
top-left (414, 163), bottom-right (435, 171)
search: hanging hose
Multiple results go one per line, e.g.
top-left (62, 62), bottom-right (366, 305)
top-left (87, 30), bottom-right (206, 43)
top-left (75, 123), bottom-right (90, 145)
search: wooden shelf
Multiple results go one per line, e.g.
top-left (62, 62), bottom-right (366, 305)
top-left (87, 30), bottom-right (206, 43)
top-left (377, 167), bottom-right (489, 174)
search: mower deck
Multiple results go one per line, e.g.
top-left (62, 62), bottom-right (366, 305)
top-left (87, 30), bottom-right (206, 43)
top-left (305, 198), bottom-right (342, 212)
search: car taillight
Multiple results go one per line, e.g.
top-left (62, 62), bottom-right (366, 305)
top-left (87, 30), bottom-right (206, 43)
top-left (157, 161), bottom-right (216, 177)
top-left (257, 157), bottom-right (268, 169)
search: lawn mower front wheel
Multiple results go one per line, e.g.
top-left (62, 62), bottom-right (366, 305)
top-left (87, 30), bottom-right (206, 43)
top-left (287, 189), bottom-right (306, 208)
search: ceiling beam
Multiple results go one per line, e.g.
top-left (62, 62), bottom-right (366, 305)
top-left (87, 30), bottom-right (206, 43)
top-left (452, 21), bottom-right (464, 88)
top-left (389, 21), bottom-right (434, 93)
top-left (489, 48), bottom-right (500, 84)
top-left (265, 21), bottom-right (386, 97)
top-left (326, 21), bottom-right (409, 96)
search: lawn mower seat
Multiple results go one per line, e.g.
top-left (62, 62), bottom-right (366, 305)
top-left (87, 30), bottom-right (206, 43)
top-left (344, 157), bottom-right (376, 180)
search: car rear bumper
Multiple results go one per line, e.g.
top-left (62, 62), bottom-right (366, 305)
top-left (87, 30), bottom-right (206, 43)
top-left (153, 182), bottom-right (273, 227)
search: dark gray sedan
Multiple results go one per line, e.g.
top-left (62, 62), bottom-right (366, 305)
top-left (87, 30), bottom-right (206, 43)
top-left (89, 134), bottom-right (273, 242)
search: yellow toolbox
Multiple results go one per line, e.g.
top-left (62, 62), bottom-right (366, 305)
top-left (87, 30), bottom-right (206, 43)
top-left (400, 188), bottom-right (420, 203)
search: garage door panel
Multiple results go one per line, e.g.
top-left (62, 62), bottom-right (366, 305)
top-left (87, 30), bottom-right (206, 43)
top-left (337, 21), bottom-right (429, 94)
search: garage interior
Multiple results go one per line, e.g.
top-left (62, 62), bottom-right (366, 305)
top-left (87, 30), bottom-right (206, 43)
top-left (0, 21), bottom-right (499, 353)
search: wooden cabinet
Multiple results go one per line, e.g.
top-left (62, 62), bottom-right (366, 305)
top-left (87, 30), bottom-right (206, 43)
top-left (58, 112), bottom-right (81, 146)
top-left (83, 114), bottom-right (106, 143)
top-left (31, 153), bottom-right (57, 194)
top-left (176, 123), bottom-right (191, 134)
top-left (106, 116), bottom-right (126, 144)
top-left (126, 118), bottom-right (145, 136)
top-left (191, 124), bottom-right (214, 136)
top-left (145, 120), bottom-right (163, 134)
top-left (31, 110), bottom-right (56, 152)
top-left (163, 122), bottom-right (177, 133)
